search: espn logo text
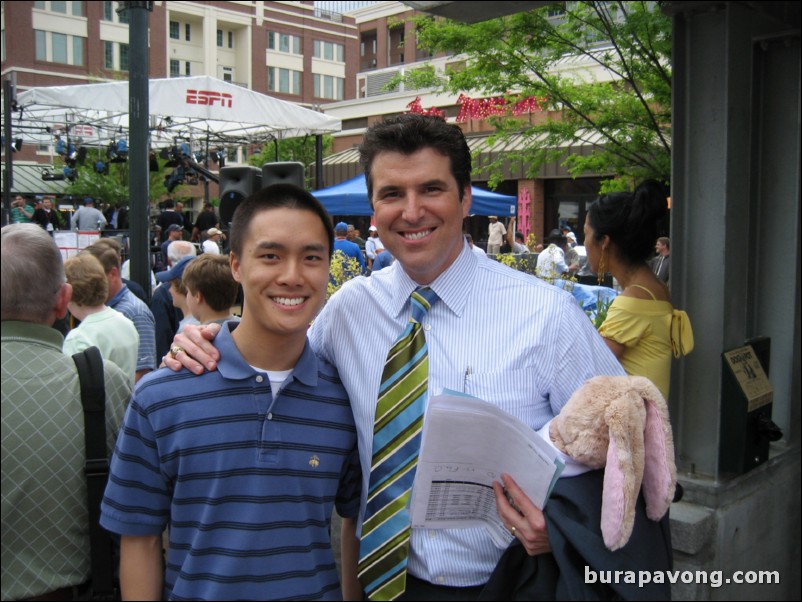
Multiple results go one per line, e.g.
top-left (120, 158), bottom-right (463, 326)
top-left (186, 89), bottom-right (233, 108)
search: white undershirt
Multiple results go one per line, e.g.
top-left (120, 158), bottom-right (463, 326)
top-left (250, 366), bottom-right (293, 398)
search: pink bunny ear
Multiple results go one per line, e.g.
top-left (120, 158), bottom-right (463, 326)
top-left (638, 382), bottom-right (676, 521)
top-left (600, 390), bottom-right (646, 551)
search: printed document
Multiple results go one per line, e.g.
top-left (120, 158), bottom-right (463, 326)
top-left (410, 391), bottom-right (564, 547)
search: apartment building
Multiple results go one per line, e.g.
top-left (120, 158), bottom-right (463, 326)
top-left (1, 0), bottom-right (359, 167)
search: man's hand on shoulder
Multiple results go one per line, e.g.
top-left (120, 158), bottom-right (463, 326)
top-left (163, 323), bottom-right (223, 374)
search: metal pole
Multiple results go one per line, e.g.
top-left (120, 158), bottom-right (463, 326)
top-left (315, 134), bottom-right (324, 190)
top-left (3, 78), bottom-right (15, 225)
top-left (123, 1), bottom-right (154, 300)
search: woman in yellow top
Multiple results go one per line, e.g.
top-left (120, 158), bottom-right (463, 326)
top-left (583, 180), bottom-right (693, 399)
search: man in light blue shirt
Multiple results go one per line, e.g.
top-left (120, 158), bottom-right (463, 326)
top-left (169, 115), bottom-right (626, 600)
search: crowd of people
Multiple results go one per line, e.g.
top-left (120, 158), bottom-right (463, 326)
top-left (3, 114), bottom-right (692, 601)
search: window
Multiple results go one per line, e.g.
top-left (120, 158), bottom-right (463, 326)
top-left (118, 7), bottom-right (129, 24)
top-left (313, 40), bottom-right (344, 62)
top-left (268, 31), bottom-right (301, 54)
top-left (51, 1), bottom-right (67, 13)
top-left (119, 43), bottom-right (129, 71)
top-left (185, 61), bottom-right (191, 76)
top-left (35, 30), bottom-right (47, 61)
top-left (72, 36), bottom-right (84, 66)
top-left (104, 41), bottom-right (114, 69)
top-left (34, 1), bottom-right (46, 8)
top-left (170, 59), bottom-right (180, 77)
top-left (268, 67), bottom-right (302, 95)
top-left (52, 33), bottom-right (68, 63)
top-left (313, 74), bottom-right (344, 100)
top-left (185, 23), bottom-right (191, 42)
top-left (217, 29), bottom-right (223, 47)
top-left (228, 31), bottom-right (233, 49)
top-left (170, 21), bottom-right (179, 40)
top-left (103, 1), bottom-right (113, 21)
top-left (35, 30), bottom-right (85, 66)
top-left (72, 1), bottom-right (83, 16)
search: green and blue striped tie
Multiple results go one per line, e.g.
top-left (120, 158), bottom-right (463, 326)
top-left (358, 287), bottom-right (439, 601)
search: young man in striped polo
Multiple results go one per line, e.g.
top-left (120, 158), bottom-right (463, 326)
top-left (100, 184), bottom-right (361, 600)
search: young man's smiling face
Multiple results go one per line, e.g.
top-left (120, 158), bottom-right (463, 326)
top-left (230, 207), bottom-right (330, 343)
top-left (370, 147), bottom-right (471, 285)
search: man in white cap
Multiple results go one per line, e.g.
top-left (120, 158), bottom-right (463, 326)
top-left (364, 225), bottom-right (384, 269)
top-left (203, 228), bottom-right (224, 254)
top-left (487, 215), bottom-right (507, 255)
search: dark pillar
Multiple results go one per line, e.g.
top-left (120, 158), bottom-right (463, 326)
top-left (122, 1), bottom-right (154, 300)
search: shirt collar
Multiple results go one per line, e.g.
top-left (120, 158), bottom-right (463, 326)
top-left (216, 321), bottom-right (319, 387)
top-left (1, 320), bottom-right (65, 351)
top-left (388, 242), bottom-right (477, 319)
top-left (107, 283), bottom-right (129, 307)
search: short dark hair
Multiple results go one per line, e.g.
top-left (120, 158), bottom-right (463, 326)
top-left (359, 113), bottom-right (472, 204)
top-left (229, 183), bottom-right (333, 257)
top-left (586, 180), bottom-right (668, 266)
top-left (84, 238), bottom-right (122, 272)
top-left (657, 236), bottom-right (670, 250)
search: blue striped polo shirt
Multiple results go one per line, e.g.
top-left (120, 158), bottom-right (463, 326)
top-left (100, 322), bottom-right (361, 601)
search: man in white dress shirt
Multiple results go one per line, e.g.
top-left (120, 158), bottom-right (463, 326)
top-left (168, 114), bottom-right (624, 600)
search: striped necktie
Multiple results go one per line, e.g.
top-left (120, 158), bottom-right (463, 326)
top-left (358, 287), bottom-right (439, 601)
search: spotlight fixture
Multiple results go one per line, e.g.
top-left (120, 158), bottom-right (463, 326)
top-left (42, 168), bottom-right (66, 181)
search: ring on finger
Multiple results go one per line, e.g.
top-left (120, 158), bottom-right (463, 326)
top-left (170, 345), bottom-right (184, 359)
top-left (510, 525), bottom-right (517, 535)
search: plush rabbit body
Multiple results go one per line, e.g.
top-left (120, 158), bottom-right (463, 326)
top-left (549, 376), bottom-right (676, 551)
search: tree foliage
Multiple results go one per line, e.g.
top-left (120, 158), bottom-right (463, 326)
top-left (396, 1), bottom-right (672, 191)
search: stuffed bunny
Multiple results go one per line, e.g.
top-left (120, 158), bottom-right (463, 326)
top-left (549, 375), bottom-right (676, 551)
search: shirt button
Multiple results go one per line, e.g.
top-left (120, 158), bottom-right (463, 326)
top-left (428, 530), bottom-right (437, 539)
top-left (267, 412), bottom-right (273, 420)
top-left (436, 576), bottom-right (446, 584)
top-left (424, 323), bottom-right (432, 331)
top-left (255, 375), bottom-right (264, 383)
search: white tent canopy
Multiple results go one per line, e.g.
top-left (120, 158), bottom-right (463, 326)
top-left (13, 75), bottom-right (340, 148)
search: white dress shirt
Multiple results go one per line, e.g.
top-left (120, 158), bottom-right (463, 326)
top-left (308, 243), bottom-right (624, 587)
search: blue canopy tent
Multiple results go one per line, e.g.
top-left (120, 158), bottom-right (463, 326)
top-left (312, 175), bottom-right (517, 217)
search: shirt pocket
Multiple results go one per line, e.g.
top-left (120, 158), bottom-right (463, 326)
top-left (464, 367), bottom-right (546, 427)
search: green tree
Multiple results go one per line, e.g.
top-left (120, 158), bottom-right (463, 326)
top-left (249, 134), bottom-right (332, 188)
top-left (395, 2), bottom-right (671, 191)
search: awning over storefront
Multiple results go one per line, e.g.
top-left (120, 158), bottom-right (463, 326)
top-left (318, 131), bottom-right (606, 186)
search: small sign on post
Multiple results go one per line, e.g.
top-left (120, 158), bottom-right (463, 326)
top-left (720, 341), bottom-right (778, 475)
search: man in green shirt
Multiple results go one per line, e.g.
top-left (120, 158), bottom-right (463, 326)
top-left (1, 223), bottom-right (131, 601)
top-left (10, 194), bottom-right (34, 224)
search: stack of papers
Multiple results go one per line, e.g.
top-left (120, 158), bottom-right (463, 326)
top-left (410, 391), bottom-right (564, 546)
